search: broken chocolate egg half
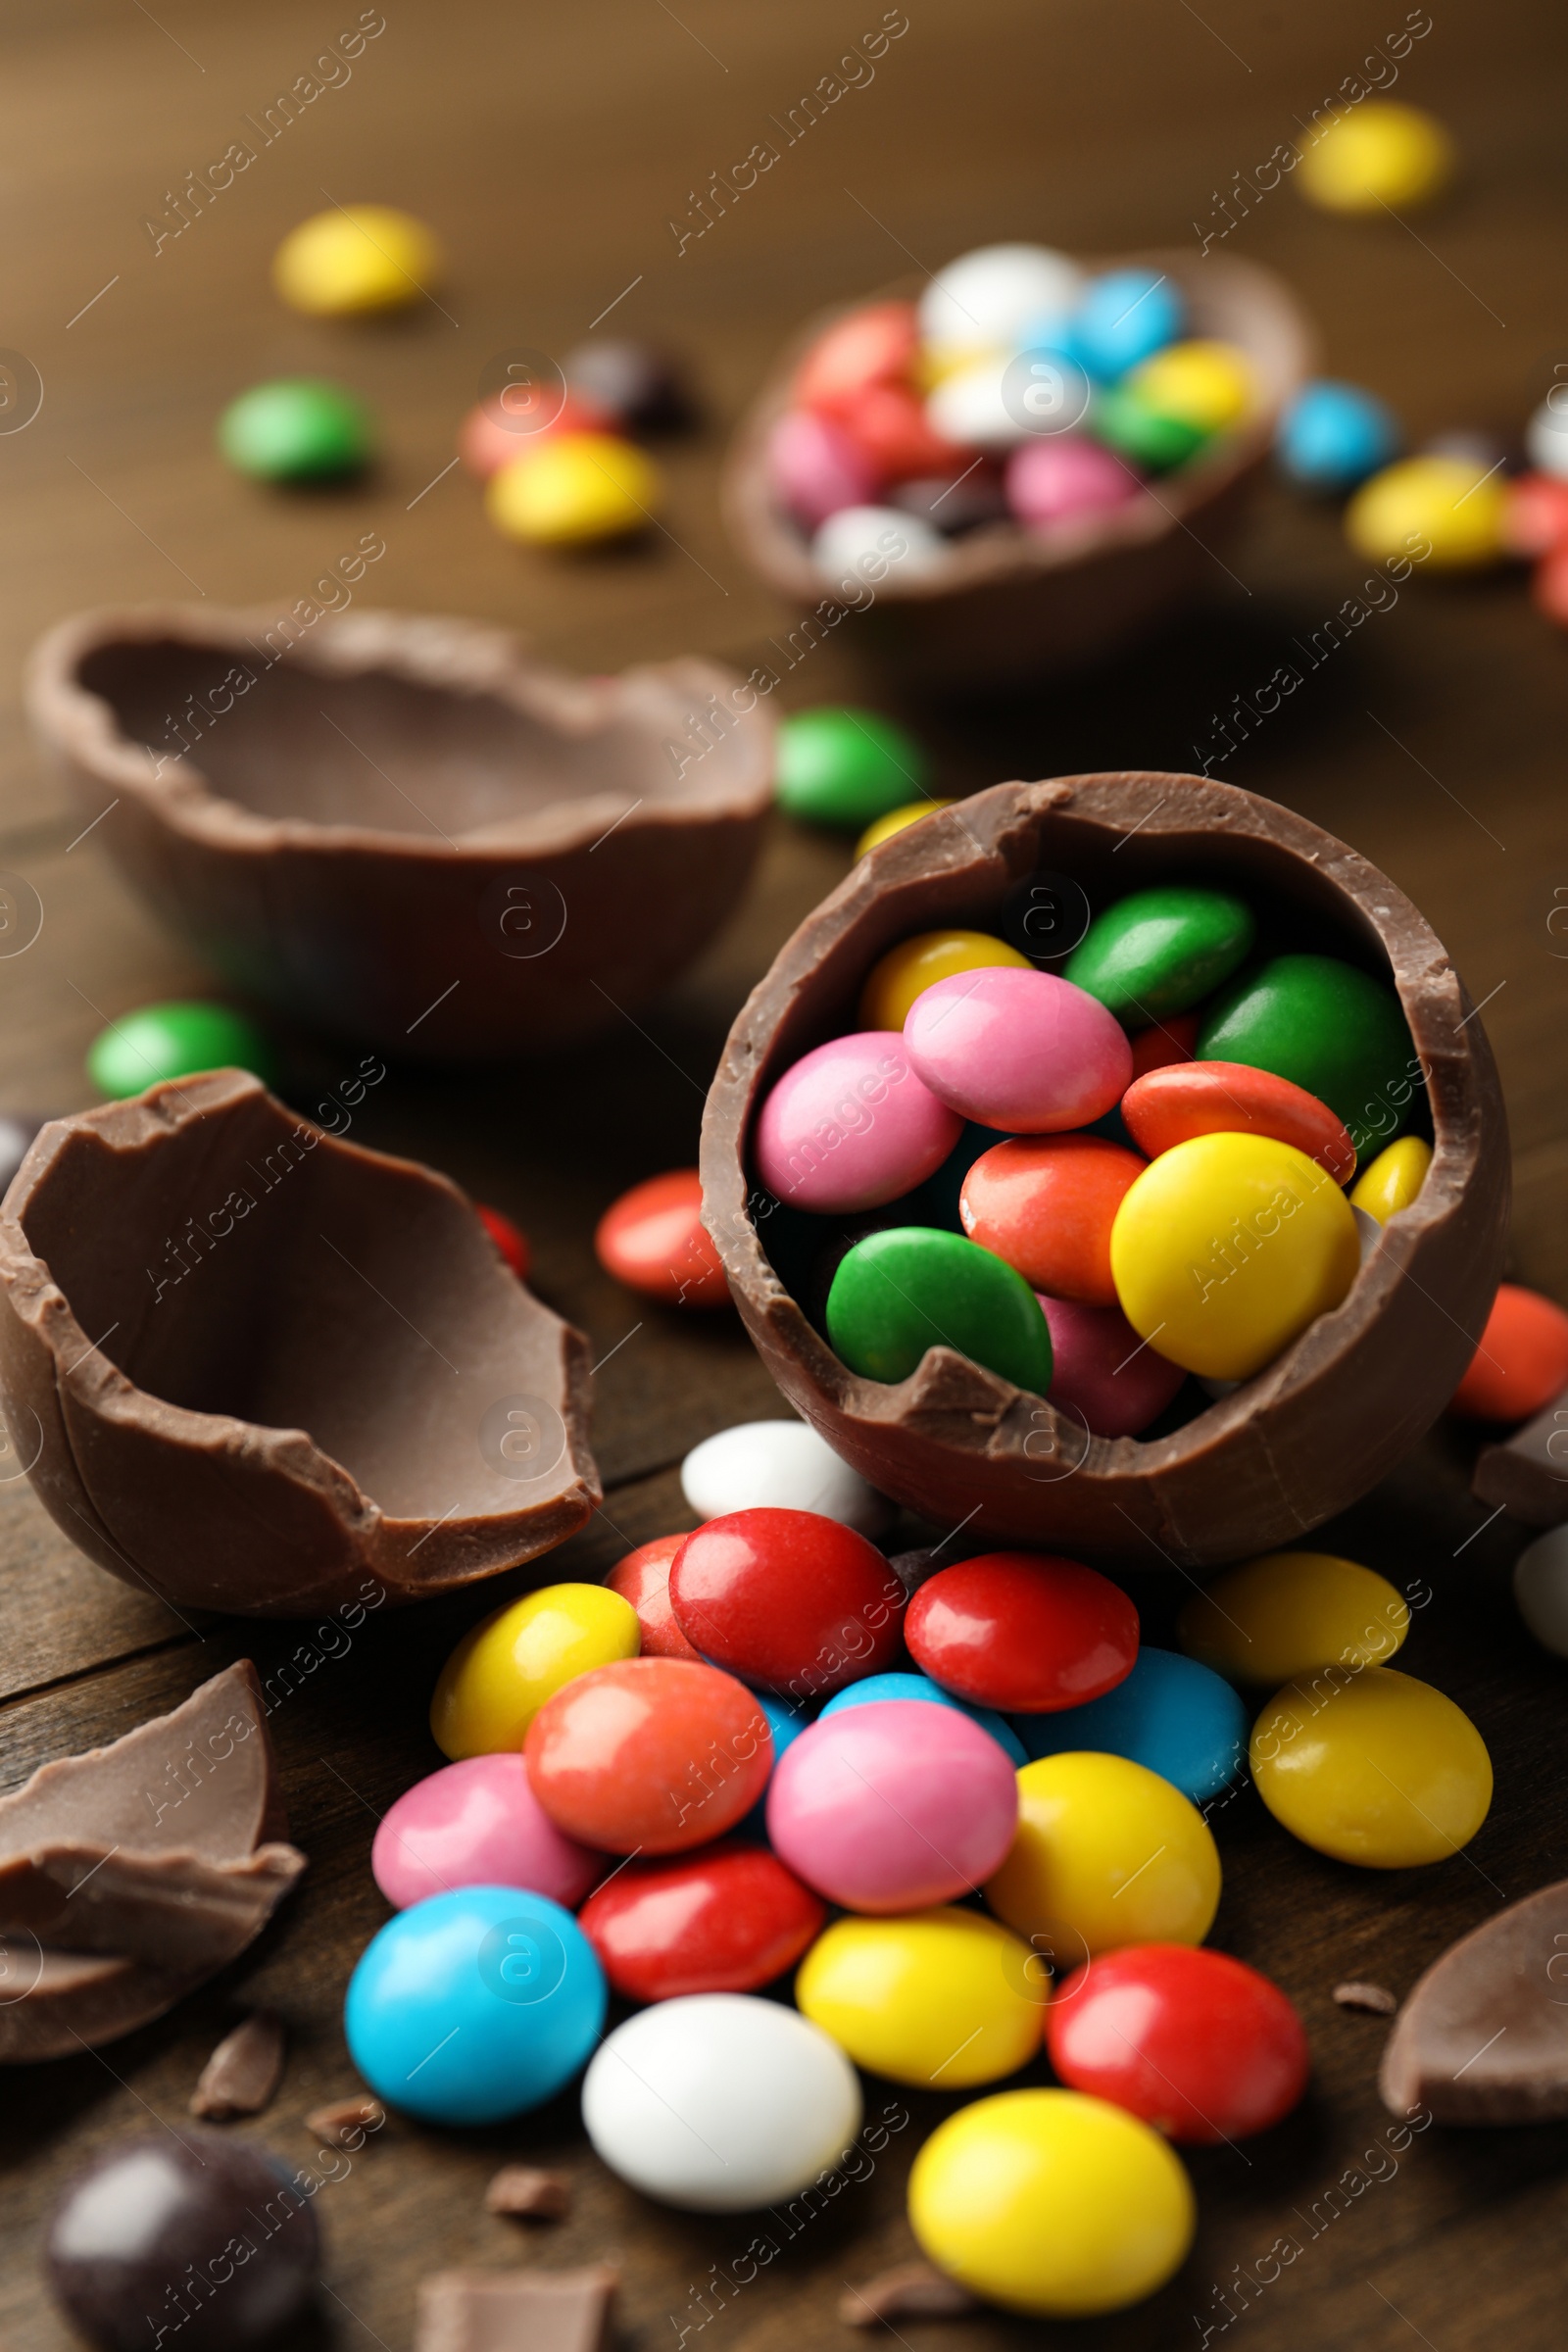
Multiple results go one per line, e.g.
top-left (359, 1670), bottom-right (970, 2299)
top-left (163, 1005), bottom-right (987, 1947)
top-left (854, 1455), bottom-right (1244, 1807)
top-left (722, 250), bottom-right (1311, 687)
top-left (700, 773), bottom-right (1508, 1569)
top-left (0, 1070), bottom-right (598, 1614)
top-left (26, 606), bottom-right (776, 1059)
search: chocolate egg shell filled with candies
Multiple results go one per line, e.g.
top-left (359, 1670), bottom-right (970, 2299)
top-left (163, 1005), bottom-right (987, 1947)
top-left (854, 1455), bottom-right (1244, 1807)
top-left (0, 1070), bottom-right (598, 1614)
top-left (701, 774), bottom-right (1507, 1568)
top-left (25, 606), bottom-right (775, 1059)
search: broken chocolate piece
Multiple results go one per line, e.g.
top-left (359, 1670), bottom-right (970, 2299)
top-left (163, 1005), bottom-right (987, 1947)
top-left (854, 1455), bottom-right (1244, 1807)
top-left (0, 1073), bottom-right (599, 1615)
top-left (485, 2164), bottom-right (571, 2220)
top-left (306, 2093), bottom-right (386, 2149)
top-left (416, 2266), bottom-right (617, 2352)
top-left (0, 1661), bottom-right (303, 2059)
top-left (1472, 1382), bottom-right (1568, 1526)
top-left (700, 774), bottom-right (1508, 1567)
top-left (1379, 1879), bottom-right (1568, 2124)
top-left (839, 2262), bottom-right (982, 2326)
top-left (1334, 1981), bottom-right (1397, 2015)
top-left (191, 2009), bottom-right (286, 2119)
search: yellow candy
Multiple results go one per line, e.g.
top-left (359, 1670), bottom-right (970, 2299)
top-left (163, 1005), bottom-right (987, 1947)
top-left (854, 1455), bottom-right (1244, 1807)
top-left (1346, 455), bottom-right (1508, 570)
top-left (984, 1753), bottom-right (1220, 1965)
top-left (854, 799), bottom-right (955, 859)
top-left (272, 204), bottom-right (442, 318)
top-left (908, 2088), bottom-right (1196, 2318)
top-left (1351, 1134), bottom-right (1433, 1224)
top-left (1109, 1132), bottom-right (1360, 1380)
top-left (1178, 1549), bottom-right (1410, 1686)
top-left (1297, 101), bottom-right (1454, 215)
top-left (486, 433), bottom-right (662, 547)
top-left (1125, 339), bottom-right (1256, 432)
top-left (430, 1582), bottom-right (640, 1759)
top-left (858, 927), bottom-right (1032, 1032)
top-left (796, 1907), bottom-right (1047, 2088)
top-left (1251, 1666), bottom-right (1492, 1868)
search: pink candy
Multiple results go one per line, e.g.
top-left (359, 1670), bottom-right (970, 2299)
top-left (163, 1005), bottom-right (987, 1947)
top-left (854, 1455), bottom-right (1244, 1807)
top-left (755, 1031), bottom-right (961, 1213)
top-left (1038, 1293), bottom-right (1186, 1439)
top-left (768, 410), bottom-right (878, 529)
top-left (904, 967), bottom-right (1132, 1133)
top-left (765, 1699), bottom-right (1019, 1912)
top-left (1006, 435), bottom-right (1142, 528)
top-left (371, 1753), bottom-right (604, 1911)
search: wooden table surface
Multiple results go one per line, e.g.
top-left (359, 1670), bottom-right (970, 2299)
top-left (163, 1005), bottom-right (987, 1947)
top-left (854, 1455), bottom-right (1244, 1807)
top-left (3, 1), bottom-right (1568, 2344)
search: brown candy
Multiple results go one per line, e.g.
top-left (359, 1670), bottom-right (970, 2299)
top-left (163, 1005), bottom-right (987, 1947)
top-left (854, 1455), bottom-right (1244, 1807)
top-left (1380, 1880), bottom-right (1568, 2123)
top-left (190, 2009), bottom-right (286, 2119)
top-left (416, 2266), bottom-right (617, 2352)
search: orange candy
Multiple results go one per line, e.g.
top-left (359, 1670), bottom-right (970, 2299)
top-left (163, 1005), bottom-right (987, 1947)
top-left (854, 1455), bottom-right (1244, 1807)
top-left (525, 1656), bottom-right (772, 1853)
top-left (1121, 1061), bottom-right (1357, 1185)
top-left (958, 1135), bottom-right (1146, 1305)
top-left (795, 301), bottom-right (919, 416)
top-left (1449, 1283), bottom-right (1568, 1421)
top-left (595, 1170), bottom-right (728, 1307)
top-left (1129, 1010), bottom-right (1200, 1079)
top-left (1504, 472), bottom-right (1568, 558)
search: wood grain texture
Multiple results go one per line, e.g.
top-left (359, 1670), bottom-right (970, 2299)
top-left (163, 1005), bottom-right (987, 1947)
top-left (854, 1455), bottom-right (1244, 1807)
top-left (1, 0), bottom-right (1567, 2344)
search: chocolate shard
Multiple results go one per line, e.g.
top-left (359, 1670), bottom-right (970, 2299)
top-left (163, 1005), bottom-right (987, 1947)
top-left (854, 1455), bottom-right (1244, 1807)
top-left (191, 2008), bottom-right (286, 2118)
top-left (306, 2094), bottom-right (387, 2149)
top-left (1379, 1880), bottom-right (1568, 2124)
top-left (484, 2164), bottom-right (571, 2220)
top-left (839, 2262), bottom-right (982, 2326)
top-left (1335, 1981), bottom-right (1398, 2015)
top-left (1473, 1383), bottom-right (1568, 1525)
top-left (0, 1662), bottom-right (303, 2059)
top-left (416, 2267), bottom-right (617, 2352)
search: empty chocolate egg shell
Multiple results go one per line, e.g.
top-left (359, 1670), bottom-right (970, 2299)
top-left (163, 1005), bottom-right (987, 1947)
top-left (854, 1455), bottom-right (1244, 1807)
top-left (0, 1071), bottom-right (598, 1614)
top-left (700, 773), bottom-right (1508, 1568)
top-left (26, 606), bottom-right (776, 1059)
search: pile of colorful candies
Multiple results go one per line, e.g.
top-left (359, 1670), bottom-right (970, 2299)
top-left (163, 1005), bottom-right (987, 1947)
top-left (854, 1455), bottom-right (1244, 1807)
top-left (343, 1458), bottom-right (1493, 2318)
top-left (767, 241), bottom-right (1263, 586)
top-left (753, 876), bottom-right (1427, 1421)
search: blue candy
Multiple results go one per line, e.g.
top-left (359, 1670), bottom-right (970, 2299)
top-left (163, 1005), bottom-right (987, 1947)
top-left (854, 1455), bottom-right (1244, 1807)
top-left (821, 1669), bottom-right (1028, 1767)
top-left (345, 1885), bottom-right (606, 2126)
top-left (1066, 268), bottom-right (1184, 380)
top-left (738, 1690), bottom-right (813, 1838)
top-left (1012, 1646), bottom-right (1246, 1800)
top-left (1276, 380), bottom-right (1401, 493)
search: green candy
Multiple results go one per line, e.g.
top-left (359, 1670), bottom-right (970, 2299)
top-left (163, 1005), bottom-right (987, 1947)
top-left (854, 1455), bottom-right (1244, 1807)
top-left (1066, 886), bottom-right (1255, 1026)
top-left (1092, 386), bottom-right (1209, 472)
top-left (88, 1001), bottom-right (277, 1101)
top-left (1197, 954), bottom-right (1416, 1155)
top-left (218, 378), bottom-right (374, 481)
top-left (774, 708), bottom-right (930, 829)
top-left (826, 1226), bottom-right (1053, 1396)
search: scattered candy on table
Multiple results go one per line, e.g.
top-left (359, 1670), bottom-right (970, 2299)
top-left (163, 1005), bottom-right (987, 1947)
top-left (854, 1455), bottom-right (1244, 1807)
top-left (606, 1534), bottom-right (702, 1660)
top-left (372, 1753), bottom-right (603, 1910)
top-left (1250, 1668), bottom-right (1493, 1867)
top-left (905, 1551), bottom-right (1138, 1712)
top-left (563, 336), bottom-right (697, 434)
top-left (218, 378), bottom-right (374, 482)
top-left (430, 1582), bottom-right (640, 1760)
top-left (1346, 452), bottom-right (1509, 569)
top-left (1276, 379), bottom-right (1401, 491)
top-left (475, 1201), bottom-right (531, 1279)
top-left (458, 387), bottom-right (614, 478)
top-left (985, 1751), bottom-right (1222, 1958)
top-left (594, 1169), bottom-right (728, 1305)
top-left (525, 1656), bottom-right (772, 1853)
top-left (669, 1507), bottom-right (905, 1695)
top-left (486, 431), bottom-right (662, 545)
top-left (1512, 1525), bottom-right (1568, 1660)
top-left (1447, 1282), bottom-right (1568, 1420)
top-left (1178, 1548), bottom-right (1410, 1685)
top-left (86, 1000), bottom-right (275, 1098)
top-left (345, 1886), bottom-right (607, 2125)
top-left (581, 1993), bottom-right (861, 2212)
top-left (1295, 101), bottom-right (1454, 215)
top-left (819, 1669), bottom-right (1028, 1767)
top-left (680, 1418), bottom-right (891, 1535)
top-left (1015, 1644), bottom-right (1248, 1803)
top-left (271, 202), bottom-right (442, 316)
top-left (579, 1841), bottom-right (825, 2000)
top-left (773, 707), bottom-right (931, 828)
top-left (797, 1906), bottom-right (1047, 2087)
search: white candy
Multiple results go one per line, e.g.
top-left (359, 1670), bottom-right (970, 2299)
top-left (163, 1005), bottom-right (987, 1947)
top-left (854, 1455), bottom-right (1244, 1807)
top-left (925, 354), bottom-right (1031, 452)
top-left (811, 504), bottom-right (945, 590)
top-left (681, 1419), bottom-right (892, 1537)
top-left (581, 1993), bottom-right (862, 2212)
top-left (1526, 396), bottom-right (1568, 482)
top-left (1514, 1524), bottom-right (1568, 1658)
top-left (917, 242), bottom-right (1085, 358)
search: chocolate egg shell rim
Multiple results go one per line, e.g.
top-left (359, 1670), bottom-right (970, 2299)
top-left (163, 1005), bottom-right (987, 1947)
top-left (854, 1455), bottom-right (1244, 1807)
top-left (703, 771), bottom-right (1500, 1474)
top-left (722, 248), bottom-right (1316, 602)
top-left (26, 604), bottom-right (776, 856)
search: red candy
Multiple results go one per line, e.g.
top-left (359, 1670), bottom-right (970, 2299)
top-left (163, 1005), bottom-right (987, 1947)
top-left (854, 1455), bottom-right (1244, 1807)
top-left (669, 1508), bottom-right (906, 1699)
top-left (607, 1534), bottom-right (702, 1661)
top-left (524, 1657), bottom-right (770, 1854)
top-left (594, 1170), bottom-right (728, 1308)
top-left (1449, 1282), bottom-right (1568, 1420)
top-left (959, 1134), bottom-right (1146, 1304)
top-left (578, 1840), bottom-right (826, 2001)
top-left (1121, 1060), bottom-right (1356, 1185)
top-left (475, 1201), bottom-right (531, 1281)
top-left (1128, 1009), bottom-right (1200, 1079)
top-left (905, 1551), bottom-right (1138, 1712)
top-left (459, 389), bottom-right (615, 479)
top-left (1047, 1944), bottom-right (1310, 2143)
top-left (795, 301), bottom-right (918, 416)
top-left (1505, 471), bottom-right (1568, 557)
top-left (836, 383), bottom-right (964, 484)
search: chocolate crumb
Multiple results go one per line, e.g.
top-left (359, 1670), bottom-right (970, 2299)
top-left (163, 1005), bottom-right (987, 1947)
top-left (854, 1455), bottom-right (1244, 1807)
top-left (1335, 1981), bottom-right (1398, 2015)
top-left (839, 2263), bottom-right (981, 2326)
top-left (190, 2009), bottom-right (286, 2119)
top-left (416, 2265), bottom-right (617, 2352)
top-left (485, 2165), bottom-right (572, 2221)
top-left (306, 2093), bottom-right (386, 2149)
